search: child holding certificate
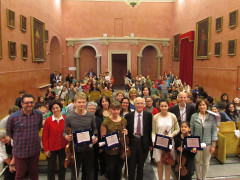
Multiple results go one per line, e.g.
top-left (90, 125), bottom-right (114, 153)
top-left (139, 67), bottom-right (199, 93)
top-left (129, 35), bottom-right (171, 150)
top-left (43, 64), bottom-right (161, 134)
top-left (174, 121), bottom-right (197, 180)
top-left (152, 99), bottom-right (179, 180)
top-left (101, 101), bottom-right (128, 180)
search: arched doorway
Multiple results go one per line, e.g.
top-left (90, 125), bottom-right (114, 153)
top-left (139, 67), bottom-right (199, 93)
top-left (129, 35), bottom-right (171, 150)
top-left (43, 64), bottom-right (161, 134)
top-left (79, 46), bottom-right (97, 79)
top-left (141, 46), bottom-right (158, 80)
top-left (50, 36), bottom-right (61, 72)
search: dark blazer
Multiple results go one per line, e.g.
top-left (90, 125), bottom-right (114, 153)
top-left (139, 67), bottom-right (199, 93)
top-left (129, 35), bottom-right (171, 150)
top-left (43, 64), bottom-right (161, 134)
top-left (169, 103), bottom-right (195, 124)
top-left (125, 111), bottom-right (152, 150)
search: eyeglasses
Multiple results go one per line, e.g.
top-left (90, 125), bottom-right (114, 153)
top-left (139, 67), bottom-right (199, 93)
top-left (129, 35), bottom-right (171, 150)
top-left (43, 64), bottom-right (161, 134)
top-left (23, 101), bottom-right (34, 105)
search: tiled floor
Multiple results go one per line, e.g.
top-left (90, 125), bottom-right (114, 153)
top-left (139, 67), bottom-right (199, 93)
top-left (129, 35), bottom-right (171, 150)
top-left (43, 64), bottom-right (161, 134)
top-left (38, 155), bottom-right (240, 180)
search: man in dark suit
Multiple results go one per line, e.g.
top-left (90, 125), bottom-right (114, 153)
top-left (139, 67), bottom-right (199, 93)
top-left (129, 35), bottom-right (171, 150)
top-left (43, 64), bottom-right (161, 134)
top-left (125, 97), bottom-right (152, 180)
top-left (169, 92), bottom-right (195, 125)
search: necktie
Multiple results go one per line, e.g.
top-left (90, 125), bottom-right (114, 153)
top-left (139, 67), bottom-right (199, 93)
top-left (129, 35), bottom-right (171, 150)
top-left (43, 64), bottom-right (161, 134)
top-left (136, 114), bottom-right (141, 136)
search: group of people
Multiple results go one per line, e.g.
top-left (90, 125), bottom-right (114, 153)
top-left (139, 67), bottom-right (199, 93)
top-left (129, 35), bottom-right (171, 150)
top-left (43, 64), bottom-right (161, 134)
top-left (0, 71), bottom-right (239, 180)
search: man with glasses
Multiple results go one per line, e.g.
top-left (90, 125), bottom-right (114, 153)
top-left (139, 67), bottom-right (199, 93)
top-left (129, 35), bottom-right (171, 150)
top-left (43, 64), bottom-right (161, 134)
top-left (7, 94), bottom-right (43, 180)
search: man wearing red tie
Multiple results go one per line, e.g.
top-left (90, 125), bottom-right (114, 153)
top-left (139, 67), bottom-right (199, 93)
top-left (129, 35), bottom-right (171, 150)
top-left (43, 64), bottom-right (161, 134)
top-left (125, 97), bottom-right (152, 180)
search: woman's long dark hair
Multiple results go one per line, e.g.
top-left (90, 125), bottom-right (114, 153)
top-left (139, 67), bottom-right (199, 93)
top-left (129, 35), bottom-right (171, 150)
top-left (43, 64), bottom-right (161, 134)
top-left (120, 97), bottom-right (131, 115)
top-left (225, 103), bottom-right (238, 117)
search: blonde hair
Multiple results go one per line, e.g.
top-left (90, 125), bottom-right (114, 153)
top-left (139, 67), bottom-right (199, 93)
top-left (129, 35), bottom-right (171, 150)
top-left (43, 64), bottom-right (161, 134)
top-left (129, 88), bottom-right (138, 96)
top-left (74, 92), bottom-right (87, 102)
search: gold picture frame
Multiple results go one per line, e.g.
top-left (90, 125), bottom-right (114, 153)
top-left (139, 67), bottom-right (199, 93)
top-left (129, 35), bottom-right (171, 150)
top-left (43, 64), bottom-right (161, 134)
top-left (216, 16), bottom-right (223, 32)
top-left (31, 16), bottom-right (46, 62)
top-left (195, 17), bottom-right (211, 60)
top-left (7, 9), bottom-right (15, 29)
top-left (173, 34), bottom-right (180, 61)
top-left (229, 10), bottom-right (238, 28)
top-left (45, 30), bottom-right (48, 42)
top-left (228, 39), bottom-right (237, 56)
top-left (20, 15), bottom-right (27, 32)
top-left (21, 44), bottom-right (28, 60)
top-left (8, 41), bottom-right (16, 59)
top-left (214, 42), bottom-right (221, 57)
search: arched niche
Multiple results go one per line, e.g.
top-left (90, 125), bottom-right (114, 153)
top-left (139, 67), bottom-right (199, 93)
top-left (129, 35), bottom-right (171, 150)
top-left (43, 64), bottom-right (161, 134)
top-left (50, 36), bottom-right (61, 72)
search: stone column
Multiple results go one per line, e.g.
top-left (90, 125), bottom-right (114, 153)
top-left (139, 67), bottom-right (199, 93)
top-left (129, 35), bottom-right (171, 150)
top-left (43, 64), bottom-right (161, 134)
top-left (137, 55), bottom-right (142, 74)
top-left (96, 55), bottom-right (101, 77)
top-left (74, 55), bottom-right (80, 80)
top-left (157, 55), bottom-right (163, 77)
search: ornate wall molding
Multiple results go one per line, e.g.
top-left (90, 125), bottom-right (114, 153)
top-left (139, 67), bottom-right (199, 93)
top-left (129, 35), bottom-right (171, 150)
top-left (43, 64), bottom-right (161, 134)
top-left (64, 0), bottom-right (176, 2)
top-left (66, 37), bottom-right (170, 47)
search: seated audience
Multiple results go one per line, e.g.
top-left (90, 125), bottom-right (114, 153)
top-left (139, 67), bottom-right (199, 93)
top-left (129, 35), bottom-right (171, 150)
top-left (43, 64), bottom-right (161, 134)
top-left (211, 105), bottom-right (232, 122)
top-left (225, 103), bottom-right (240, 127)
top-left (216, 93), bottom-right (230, 111)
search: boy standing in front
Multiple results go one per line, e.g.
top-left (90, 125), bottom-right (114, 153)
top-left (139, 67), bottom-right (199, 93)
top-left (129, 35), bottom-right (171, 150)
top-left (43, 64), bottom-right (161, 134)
top-left (64, 92), bottom-right (98, 180)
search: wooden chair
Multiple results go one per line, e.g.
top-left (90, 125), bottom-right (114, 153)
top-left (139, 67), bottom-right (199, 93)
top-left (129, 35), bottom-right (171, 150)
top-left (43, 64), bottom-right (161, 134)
top-left (89, 91), bottom-right (101, 102)
top-left (101, 90), bottom-right (113, 101)
top-left (214, 121), bottom-right (240, 163)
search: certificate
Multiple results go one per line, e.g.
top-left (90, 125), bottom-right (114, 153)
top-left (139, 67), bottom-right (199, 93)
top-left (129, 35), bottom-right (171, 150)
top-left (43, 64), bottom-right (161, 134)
top-left (103, 132), bottom-right (120, 149)
top-left (76, 131), bottom-right (90, 143)
top-left (184, 136), bottom-right (202, 150)
top-left (73, 128), bottom-right (92, 147)
top-left (154, 134), bottom-right (172, 151)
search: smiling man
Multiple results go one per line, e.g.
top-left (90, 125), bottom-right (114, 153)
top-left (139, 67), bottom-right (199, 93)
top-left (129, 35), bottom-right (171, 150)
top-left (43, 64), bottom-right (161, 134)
top-left (7, 94), bottom-right (43, 180)
top-left (125, 97), bottom-right (152, 180)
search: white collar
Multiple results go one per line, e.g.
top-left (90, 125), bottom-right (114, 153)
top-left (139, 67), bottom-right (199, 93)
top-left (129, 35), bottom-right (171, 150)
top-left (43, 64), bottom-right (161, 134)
top-left (135, 111), bottom-right (143, 116)
top-left (52, 114), bottom-right (64, 121)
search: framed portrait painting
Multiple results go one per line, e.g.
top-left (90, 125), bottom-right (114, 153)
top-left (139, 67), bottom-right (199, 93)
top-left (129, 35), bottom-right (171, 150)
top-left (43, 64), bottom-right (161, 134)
top-left (173, 34), bottom-right (180, 60)
top-left (8, 41), bottom-right (16, 59)
top-left (7, 9), bottom-right (15, 29)
top-left (21, 44), bottom-right (28, 60)
top-left (229, 10), bottom-right (238, 28)
top-left (196, 17), bottom-right (211, 60)
top-left (214, 42), bottom-right (221, 57)
top-left (31, 16), bottom-right (46, 62)
top-left (228, 39), bottom-right (236, 56)
top-left (45, 30), bottom-right (48, 42)
top-left (216, 16), bottom-right (223, 32)
top-left (20, 15), bottom-right (27, 32)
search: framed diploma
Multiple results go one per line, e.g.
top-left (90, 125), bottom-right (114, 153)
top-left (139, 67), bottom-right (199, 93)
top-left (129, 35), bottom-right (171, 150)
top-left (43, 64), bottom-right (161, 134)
top-left (154, 134), bottom-right (172, 151)
top-left (73, 128), bottom-right (92, 147)
top-left (103, 132), bottom-right (120, 150)
top-left (184, 136), bottom-right (202, 150)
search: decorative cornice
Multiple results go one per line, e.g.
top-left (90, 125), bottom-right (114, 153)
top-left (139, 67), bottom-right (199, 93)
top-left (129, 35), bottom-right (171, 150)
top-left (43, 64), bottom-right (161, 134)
top-left (66, 37), bottom-right (170, 47)
top-left (67, 41), bottom-right (75, 47)
top-left (64, 0), bottom-right (176, 2)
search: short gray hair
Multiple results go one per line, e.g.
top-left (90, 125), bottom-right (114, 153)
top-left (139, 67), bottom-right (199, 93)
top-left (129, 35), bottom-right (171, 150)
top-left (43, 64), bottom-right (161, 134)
top-left (0, 129), bottom-right (7, 139)
top-left (133, 97), bottom-right (145, 104)
top-left (87, 102), bottom-right (98, 109)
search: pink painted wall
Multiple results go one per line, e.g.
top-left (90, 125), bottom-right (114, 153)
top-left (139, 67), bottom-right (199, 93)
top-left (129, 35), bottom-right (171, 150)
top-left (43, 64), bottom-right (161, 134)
top-left (0, 0), bottom-right (63, 116)
top-left (62, 1), bottom-right (173, 38)
top-left (172, 0), bottom-right (240, 100)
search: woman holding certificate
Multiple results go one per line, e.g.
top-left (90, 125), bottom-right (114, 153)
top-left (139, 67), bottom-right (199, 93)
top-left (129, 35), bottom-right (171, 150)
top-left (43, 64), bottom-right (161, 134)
top-left (190, 99), bottom-right (218, 180)
top-left (152, 99), bottom-right (179, 180)
top-left (101, 101), bottom-right (127, 180)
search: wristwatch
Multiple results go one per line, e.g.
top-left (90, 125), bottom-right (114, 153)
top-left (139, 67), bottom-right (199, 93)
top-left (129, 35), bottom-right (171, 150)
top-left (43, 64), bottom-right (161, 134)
top-left (9, 164), bottom-right (15, 166)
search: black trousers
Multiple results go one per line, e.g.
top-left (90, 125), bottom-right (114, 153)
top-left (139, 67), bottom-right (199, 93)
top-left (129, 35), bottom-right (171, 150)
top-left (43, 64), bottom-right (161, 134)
top-left (128, 137), bottom-right (149, 180)
top-left (47, 148), bottom-right (66, 180)
top-left (105, 154), bottom-right (124, 180)
top-left (71, 150), bottom-right (94, 180)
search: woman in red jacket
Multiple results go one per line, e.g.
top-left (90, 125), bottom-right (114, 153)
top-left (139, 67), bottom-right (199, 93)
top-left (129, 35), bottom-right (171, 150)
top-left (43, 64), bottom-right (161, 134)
top-left (42, 101), bottom-right (68, 180)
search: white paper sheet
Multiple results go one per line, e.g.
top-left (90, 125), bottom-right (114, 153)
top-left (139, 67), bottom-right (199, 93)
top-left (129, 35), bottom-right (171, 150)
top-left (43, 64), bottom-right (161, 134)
top-left (186, 138), bottom-right (200, 148)
top-left (76, 131), bottom-right (90, 143)
top-left (106, 134), bottom-right (119, 147)
top-left (156, 136), bottom-right (169, 148)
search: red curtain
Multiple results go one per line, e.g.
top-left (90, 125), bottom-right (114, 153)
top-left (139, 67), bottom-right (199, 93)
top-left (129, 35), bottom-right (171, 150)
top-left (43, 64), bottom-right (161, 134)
top-left (179, 31), bottom-right (194, 87)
